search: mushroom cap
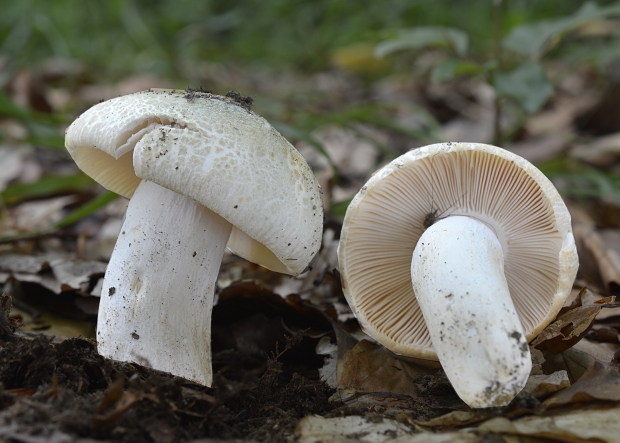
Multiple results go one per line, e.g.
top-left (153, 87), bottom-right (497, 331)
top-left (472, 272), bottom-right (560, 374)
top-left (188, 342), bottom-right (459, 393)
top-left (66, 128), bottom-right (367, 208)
top-left (338, 142), bottom-right (578, 360)
top-left (65, 89), bottom-right (323, 275)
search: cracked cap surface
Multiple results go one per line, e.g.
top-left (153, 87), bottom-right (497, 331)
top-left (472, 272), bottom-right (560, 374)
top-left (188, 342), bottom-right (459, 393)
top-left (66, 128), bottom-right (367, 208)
top-left (65, 89), bottom-right (323, 275)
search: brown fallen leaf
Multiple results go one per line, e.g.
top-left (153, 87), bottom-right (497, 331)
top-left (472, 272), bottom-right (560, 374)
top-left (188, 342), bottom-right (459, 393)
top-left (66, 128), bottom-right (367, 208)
top-left (337, 339), bottom-right (426, 403)
top-left (0, 253), bottom-right (50, 274)
top-left (0, 253), bottom-right (105, 295)
top-left (297, 408), bottom-right (620, 443)
top-left (532, 287), bottom-right (619, 354)
top-left (570, 203), bottom-right (620, 294)
top-left (560, 340), bottom-right (616, 381)
top-left (571, 131), bottom-right (620, 167)
top-left (523, 371), bottom-right (570, 400)
top-left (540, 360), bottom-right (620, 410)
top-left (479, 404), bottom-right (620, 443)
top-left (296, 415), bottom-right (494, 443)
top-left (49, 258), bottom-right (106, 293)
top-left (506, 133), bottom-right (569, 164)
top-left (329, 320), bottom-right (443, 410)
top-left (583, 230), bottom-right (620, 294)
top-left (295, 414), bottom-right (422, 443)
top-left (587, 325), bottom-right (620, 343)
top-left (6, 195), bottom-right (78, 233)
top-left (0, 146), bottom-right (27, 191)
top-left (413, 410), bottom-right (493, 429)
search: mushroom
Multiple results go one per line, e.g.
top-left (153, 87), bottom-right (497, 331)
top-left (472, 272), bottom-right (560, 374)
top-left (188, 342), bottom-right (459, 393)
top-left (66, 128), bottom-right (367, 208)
top-left (65, 89), bottom-right (323, 385)
top-left (337, 142), bottom-right (578, 408)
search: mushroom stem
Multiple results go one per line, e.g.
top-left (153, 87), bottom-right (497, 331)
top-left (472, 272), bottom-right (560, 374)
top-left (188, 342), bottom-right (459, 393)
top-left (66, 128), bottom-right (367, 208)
top-left (411, 215), bottom-right (531, 408)
top-left (97, 180), bottom-right (232, 385)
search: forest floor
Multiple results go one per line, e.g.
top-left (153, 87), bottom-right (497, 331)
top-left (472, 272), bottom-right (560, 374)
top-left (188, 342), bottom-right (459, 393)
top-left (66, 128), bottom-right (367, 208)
top-left (2, 52), bottom-right (620, 442)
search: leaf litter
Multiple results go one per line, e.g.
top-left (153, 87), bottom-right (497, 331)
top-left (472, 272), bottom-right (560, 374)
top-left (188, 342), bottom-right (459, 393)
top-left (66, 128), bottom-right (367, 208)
top-left (3, 36), bottom-right (620, 442)
top-left (0, 291), bottom-right (334, 443)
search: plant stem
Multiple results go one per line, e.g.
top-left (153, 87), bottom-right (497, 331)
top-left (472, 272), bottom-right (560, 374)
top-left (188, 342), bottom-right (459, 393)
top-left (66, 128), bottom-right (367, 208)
top-left (493, 0), bottom-right (505, 146)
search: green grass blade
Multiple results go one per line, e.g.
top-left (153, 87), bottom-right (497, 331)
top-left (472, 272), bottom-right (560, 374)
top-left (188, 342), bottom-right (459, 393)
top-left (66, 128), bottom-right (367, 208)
top-left (1, 173), bottom-right (95, 206)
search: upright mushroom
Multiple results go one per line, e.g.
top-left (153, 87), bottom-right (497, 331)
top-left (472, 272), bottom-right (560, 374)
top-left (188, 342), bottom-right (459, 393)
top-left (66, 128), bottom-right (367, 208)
top-left (338, 142), bottom-right (578, 408)
top-left (65, 89), bottom-right (323, 385)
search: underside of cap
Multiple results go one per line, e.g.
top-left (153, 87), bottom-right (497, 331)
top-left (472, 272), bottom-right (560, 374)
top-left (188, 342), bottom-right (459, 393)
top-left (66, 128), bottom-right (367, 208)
top-left (65, 89), bottom-right (323, 275)
top-left (338, 142), bottom-right (578, 360)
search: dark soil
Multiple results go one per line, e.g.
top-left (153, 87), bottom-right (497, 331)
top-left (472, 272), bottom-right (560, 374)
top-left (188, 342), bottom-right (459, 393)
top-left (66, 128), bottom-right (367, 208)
top-left (0, 293), bottom-right (336, 443)
top-left (0, 282), bottom-right (486, 442)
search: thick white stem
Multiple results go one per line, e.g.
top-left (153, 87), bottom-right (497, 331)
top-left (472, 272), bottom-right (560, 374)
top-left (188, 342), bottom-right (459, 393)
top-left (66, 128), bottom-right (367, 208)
top-left (97, 180), bottom-right (232, 385)
top-left (411, 216), bottom-right (531, 408)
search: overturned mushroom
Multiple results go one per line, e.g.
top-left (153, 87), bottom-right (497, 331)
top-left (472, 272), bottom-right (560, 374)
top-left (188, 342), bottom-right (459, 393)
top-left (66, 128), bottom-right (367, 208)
top-left (338, 142), bottom-right (578, 408)
top-left (65, 89), bottom-right (323, 385)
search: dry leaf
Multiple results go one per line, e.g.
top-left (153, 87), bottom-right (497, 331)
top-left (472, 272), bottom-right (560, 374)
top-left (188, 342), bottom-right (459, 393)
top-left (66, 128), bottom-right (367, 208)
top-left (48, 259), bottom-right (106, 293)
top-left (571, 131), bottom-right (620, 167)
top-left (414, 410), bottom-right (492, 429)
top-left (480, 404), bottom-right (620, 442)
top-left (337, 339), bottom-right (427, 403)
top-left (532, 287), bottom-right (618, 353)
top-left (296, 125), bottom-right (380, 178)
top-left (7, 195), bottom-right (77, 233)
top-left (316, 336), bottom-right (338, 389)
top-left (0, 424), bottom-right (105, 443)
top-left (571, 206), bottom-right (620, 294)
top-left (529, 348), bottom-right (546, 375)
top-left (0, 146), bottom-right (26, 191)
top-left (0, 254), bottom-right (49, 274)
top-left (525, 94), bottom-right (592, 137)
top-left (541, 361), bottom-right (620, 409)
top-left (583, 230), bottom-right (620, 294)
top-left (0, 253), bottom-right (105, 295)
top-left (295, 414), bottom-right (483, 443)
top-left (331, 319), bottom-right (439, 407)
top-left (295, 414), bottom-right (414, 443)
top-left (523, 371), bottom-right (570, 399)
top-left (572, 337), bottom-right (619, 364)
top-left (561, 347), bottom-right (597, 382)
top-left (506, 134), bottom-right (569, 163)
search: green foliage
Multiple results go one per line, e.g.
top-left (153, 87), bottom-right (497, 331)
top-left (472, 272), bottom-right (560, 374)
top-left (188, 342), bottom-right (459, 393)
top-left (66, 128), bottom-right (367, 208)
top-left (0, 0), bottom-right (601, 79)
top-left (493, 62), bottom-right (554, 114)
top-left (0, 173), bottom-right (94, 206)
top-left (368, 2), bottom-right (620, 205)
top-left (375, 27), bottom-right (469, 58)
top-left (53, 190), bottom-right (119, 229)
top-left (1, 0), bottom-right (619, 221)
top-left (0, 92), bottom-right (61, 125)
top-left (330, 198), bottom-right (353, 217)
top-left (374, 1), bottom-right (620, 133)
top-left (376, 2), bottom-right (620, 108)
top-left (537, 158), bottom-right (620, 205)
top-left (0, 91), bottom-right (66, 149)
top-left (430, 59), bottom-right (482, 83)
top-left (555, 37), bottom-right (620, 70)
top-left (503, 1), bottom-right (620, 58)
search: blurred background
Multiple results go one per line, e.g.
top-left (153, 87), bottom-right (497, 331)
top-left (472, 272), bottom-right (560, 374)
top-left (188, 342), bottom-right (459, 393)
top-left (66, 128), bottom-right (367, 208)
top-left (2, 0), bottom-right (620, 336)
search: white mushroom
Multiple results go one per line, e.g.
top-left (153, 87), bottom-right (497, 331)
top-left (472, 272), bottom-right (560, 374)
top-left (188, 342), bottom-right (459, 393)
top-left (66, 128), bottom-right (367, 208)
top-left (338, 142), bottom-right (578, 408)
top-left (65, 89), bottom-right (323, 385)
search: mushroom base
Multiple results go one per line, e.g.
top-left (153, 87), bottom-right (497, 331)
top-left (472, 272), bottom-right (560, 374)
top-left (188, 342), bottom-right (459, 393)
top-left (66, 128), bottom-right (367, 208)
top-left (411, 216), bottom-right (532, 408)
top-left (97, 180), bottom-right (232, 386)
